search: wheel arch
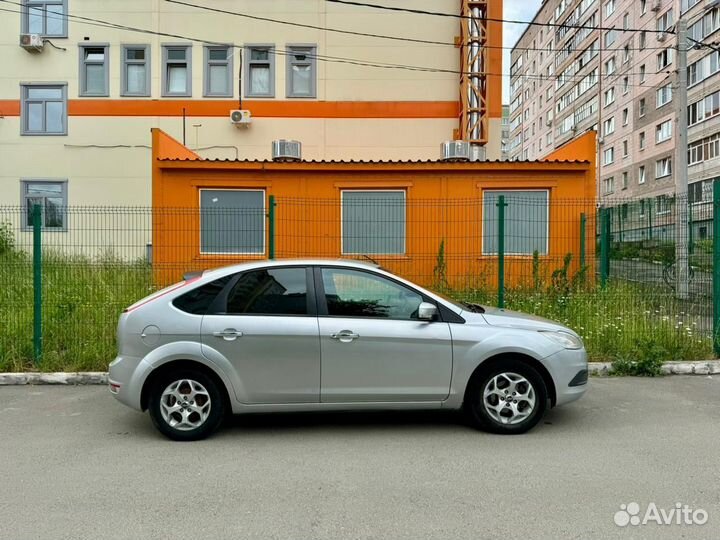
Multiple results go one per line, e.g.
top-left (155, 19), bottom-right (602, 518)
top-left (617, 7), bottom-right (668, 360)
top-left (464, 352), bottom-right (557, 408)
top-left (140, 359), bottom-right (232, 412)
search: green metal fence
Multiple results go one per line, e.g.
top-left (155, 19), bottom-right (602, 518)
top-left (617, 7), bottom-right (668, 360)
top-left (0, 190), bottom-right (717, 372)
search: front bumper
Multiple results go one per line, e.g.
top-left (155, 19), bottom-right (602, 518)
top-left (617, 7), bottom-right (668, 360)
top-left (108, 355), bottom-right (143, 411)
top-left (542, 348), bottom-right (589, 407)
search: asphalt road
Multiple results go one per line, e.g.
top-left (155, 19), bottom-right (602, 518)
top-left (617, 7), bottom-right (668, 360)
top-left (1, 377), bottom-right (719, 540)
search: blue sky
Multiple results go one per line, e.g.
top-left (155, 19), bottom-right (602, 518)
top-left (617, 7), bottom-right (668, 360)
top-left (503, 0), bottom-right (543, 102)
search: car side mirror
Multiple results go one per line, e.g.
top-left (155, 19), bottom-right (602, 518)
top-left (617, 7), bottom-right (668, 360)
top-left (417, 302), bottom-right (438, 321)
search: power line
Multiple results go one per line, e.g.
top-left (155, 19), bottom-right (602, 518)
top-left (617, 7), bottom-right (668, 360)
top-left (166, 0), bottom-right (668, 54)
top-left (0, 1), bottom-right (679, 90)
top-left (324, 0), bottom-right (676, 35)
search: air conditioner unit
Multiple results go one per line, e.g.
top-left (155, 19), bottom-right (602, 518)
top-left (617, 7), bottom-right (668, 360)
top-left (230, 109), bottom-right (251, 127)
top-left (651, 0), bottom-right (662, 11)
top-left (656, 32), bottom-right (667, 42)
top-left (440, 140), bottom-right (471, 161)
top-left (19, 33), bottom-right (44, 52)
top-left (272, 140), bottom-right (302, 161)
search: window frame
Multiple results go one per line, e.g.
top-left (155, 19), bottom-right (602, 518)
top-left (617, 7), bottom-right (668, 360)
top-left (340, 189), bottom-right (407, 256)
top-left (20, 82), bottom-right (68, 136)
top-left (481, 189), bottom-right (550, 256)
top-left (203, 45), bottom-right (233, 98)
top-left (21, 0), bottom-right (68, 37)
top-left (244, 44), bottom-right (275, 98)
top-left (162, 44), bottom-right (192, 97)
top-left (20, 178), bottom-right (68, 232)
top-left (656, 157), bottom-right (672, 179)
top-left (314, 266), bottom-right (437, 322)
top-left (198, 188), bottom-right (266, 255)
top-left (286, 44), bottom-right (317, 98)
top-left (121, 44), bottom-right (151, 97)
top-left (79, 43), bottom-right (109, 97)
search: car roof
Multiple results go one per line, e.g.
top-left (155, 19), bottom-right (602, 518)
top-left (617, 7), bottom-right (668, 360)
top-left (201, 258), bottom-right (380, 278)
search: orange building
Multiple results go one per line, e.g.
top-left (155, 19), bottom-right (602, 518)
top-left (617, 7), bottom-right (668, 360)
top-left (151, 129), bottom-right (597, 288)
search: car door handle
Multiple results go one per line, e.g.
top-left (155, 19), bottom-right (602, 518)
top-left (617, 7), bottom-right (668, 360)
top-left (213, 329), bottom-right (243, 341)
top-left (331, 330), bottom-right (359, 342)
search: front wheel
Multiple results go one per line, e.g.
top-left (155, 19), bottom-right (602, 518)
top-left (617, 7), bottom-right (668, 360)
top-left (148, 369), bottom-right (225, 441)
top-left (465, 360), bottom-right (547, 434)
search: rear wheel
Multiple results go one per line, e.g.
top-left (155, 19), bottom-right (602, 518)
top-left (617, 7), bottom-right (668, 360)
top-left (465, 359), bottom-right (547, 434)
top-left (148, 369), bottom-right (225, 441)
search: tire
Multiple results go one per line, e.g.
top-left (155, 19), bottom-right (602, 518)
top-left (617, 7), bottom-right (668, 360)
top-left (148, 369), bottom-right (225, 441)
top-left (465, 359), bottom-right (548, 435)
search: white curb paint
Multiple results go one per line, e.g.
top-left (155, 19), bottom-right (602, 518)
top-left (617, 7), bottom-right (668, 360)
top-left (0, 362), bottom-right (719, 385)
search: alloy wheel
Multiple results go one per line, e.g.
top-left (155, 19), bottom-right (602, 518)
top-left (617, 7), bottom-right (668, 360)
top-left (159, 379), bottom-right (212, 431)
top-left (482, 372), bottom-right (536, 426)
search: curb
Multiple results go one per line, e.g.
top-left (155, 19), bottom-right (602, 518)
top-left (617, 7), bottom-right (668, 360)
top-left (588, 361), bottom-right (720, 377)
top-left (0, 372), bottom-right (108, 385)
top-left (1, 362), bottom-right (720, 385)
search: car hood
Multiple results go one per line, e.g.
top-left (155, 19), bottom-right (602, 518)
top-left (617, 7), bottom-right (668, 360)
top-left (475, 306), bottom-right (576, 334)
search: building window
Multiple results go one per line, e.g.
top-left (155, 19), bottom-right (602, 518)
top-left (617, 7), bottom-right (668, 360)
top-left (162, 45), bottom-right (192, 97)
top-left (656, 195), bottom-right (672, 214)
top-left (656, 84), bottom-right (672, 108)
top-left (639, 65), bottom-right (646, 83)
top-left (341, 191), bottom-right (406, 255)
top-left (688, 90), bottom-right (720, 126)
top-left (622, 172), bottom-right (629, 189)
top-left (482, 190), bottom-right (549, 255)
top-left (603, 147), bottom-right (615, 165)
top-left (21, 180), bottom-right (67, 230)
top-left (602, 117), bottom-right (615, 136)
top-left (605, 30), bottom-right (617, 48)
top-left (604, 87), bottom-right (615, 107)
top-left (623, 140), bottom-right (628, 157)
top-left (604, 0), bottom-right (616, 18)
top-left (79, 44), bottom-right (109, 97)
top-left (639, 165), bottom-right (646, 184)
top-left (639, 131), bottom-right (646, 150)
top-left (604, 57), bottom-right (616, 75)
top-left (623, 108), bottom-right (629, 125)
top-left (641, 0), bottom-right (647, 15)
top-left (657, 48), bottom-right (673, 70)
top-left (657, 9), bottom-right (674, 32)
top-left (204, 46), bottom-right (233, 97)
top-left (603, 177), bottom-right (615, 195)
top-left (245, 45), bottom-right (274, 97)
top-left (688, 133), bottom-right (720, 165)
top-left (640, 31), bottom-right (647, 48)
top-left (286, 45), bottom-right (317, 98)
top-left (639, 98), bottom-right (646, 117)
top-left (21, 83), bottom-right (67, 136)
top-left (121, 45), bottom-right (150, 96)
top-left (656, 157), bottom-right (672, 179)
top-left (656, 120), bottom-right (672, 143)
top-left (22, 0), bottom-right (67, 37)
top-left (623, 44), bottom-right (630, 63)
top-left (200, 189), bottom-right (265, 254)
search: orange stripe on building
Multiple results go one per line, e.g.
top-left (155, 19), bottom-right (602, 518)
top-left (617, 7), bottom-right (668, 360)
top-left (0, 100), bottom-right (459, 118)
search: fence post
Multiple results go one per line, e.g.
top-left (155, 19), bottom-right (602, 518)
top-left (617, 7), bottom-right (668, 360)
top-left (688, 199), bottom-right (694, 255)
top-left (580, 212), bottom-right (586, 270)
top-left (600, 207), bottom-right (610, 288)
top-left (268, 195), bottom-right (276, 260)
top-left (32, 203), bottom-right (42, 364)
top-left (497, 195), bottom-right (506, 308)
top-left (713, 180), bottom-right (720, 356)
top-left (648, 198), bottom-right (653, 240)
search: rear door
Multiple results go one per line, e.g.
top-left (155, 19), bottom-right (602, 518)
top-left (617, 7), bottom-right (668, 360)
top-left (200, 266), bottom-right (320, 404)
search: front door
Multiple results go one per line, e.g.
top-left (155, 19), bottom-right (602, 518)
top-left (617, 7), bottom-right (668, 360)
top-left (201, 266), bottom-right (320, 404)
top-left (316, 267), bottom-right (452, 402)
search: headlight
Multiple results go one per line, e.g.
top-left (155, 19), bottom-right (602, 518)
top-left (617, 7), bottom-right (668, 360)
top-left (540, 330), bottom-right (583, 350)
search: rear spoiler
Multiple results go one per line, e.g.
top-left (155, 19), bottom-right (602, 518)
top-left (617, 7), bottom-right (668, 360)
top-left (183, 270), bottom-right (205, 281)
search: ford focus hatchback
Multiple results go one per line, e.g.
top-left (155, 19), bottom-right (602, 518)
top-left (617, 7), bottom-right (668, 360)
top-left (109, 260), bottom-right (588, 441)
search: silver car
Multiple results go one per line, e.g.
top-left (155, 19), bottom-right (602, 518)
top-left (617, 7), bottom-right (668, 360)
top-left (109, 259), bottom-right (588, 440)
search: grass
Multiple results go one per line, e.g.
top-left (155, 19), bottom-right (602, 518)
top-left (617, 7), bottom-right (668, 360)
top-left (0, 250), bottom-right (714, 372)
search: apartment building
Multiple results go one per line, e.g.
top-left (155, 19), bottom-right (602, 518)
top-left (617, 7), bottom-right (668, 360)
top-left (0, 0), bottom-right (503, 219)
top-left (509, 0), bottom-right (720, 240)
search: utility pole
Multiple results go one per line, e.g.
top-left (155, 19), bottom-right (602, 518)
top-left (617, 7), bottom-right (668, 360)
top-left (675, 19), bottom-right (690, 300)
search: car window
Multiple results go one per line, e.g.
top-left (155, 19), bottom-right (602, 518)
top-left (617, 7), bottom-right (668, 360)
top-left (321, 268), bottom-right (422, 320)
top-left (226, 268), bottom-right (307, 315)
top-left (172, 276), bottom-right (231, 314)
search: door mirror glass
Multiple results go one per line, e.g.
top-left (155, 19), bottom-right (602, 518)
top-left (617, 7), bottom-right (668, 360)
top-left (417, 302), bottom-right (438, 321)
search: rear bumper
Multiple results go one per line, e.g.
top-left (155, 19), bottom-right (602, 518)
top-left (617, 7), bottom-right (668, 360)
top-left (543, 348), bottom-right (589, 407)
top-left (108, 355), bottom-right (143, 411)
